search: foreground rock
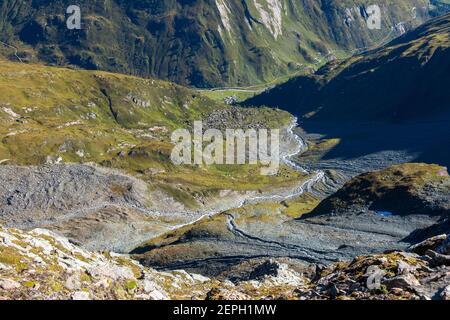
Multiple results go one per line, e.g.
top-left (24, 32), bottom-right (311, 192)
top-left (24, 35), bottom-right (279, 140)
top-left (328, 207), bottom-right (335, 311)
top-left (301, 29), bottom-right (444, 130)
top-left (293, 246), bottom-right (450, 300)
top-left (1, 226), bottom-right (449, 300)
top-left (0, 226), bottom-right (213, 300)
top-left (132, 164), bottom-right (449, 274)
top-left (0, 226), bottom-right (310, 300)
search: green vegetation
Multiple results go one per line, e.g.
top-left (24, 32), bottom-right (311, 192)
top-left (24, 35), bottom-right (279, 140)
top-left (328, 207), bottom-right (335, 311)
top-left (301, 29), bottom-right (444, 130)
top-left (0, 245), bottom-right (29, 272)
top-left (351, 163), bottom-right (449, 191)
top-left (281, 194), bottom-right (322, 219)
top-left (132, 174), bottom-right (323, 260)
top-left (199, 89), bottom-right (259, 104)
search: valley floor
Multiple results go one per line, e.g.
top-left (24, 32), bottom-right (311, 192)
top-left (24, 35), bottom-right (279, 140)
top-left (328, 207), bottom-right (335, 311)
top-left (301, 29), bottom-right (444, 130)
top-left (1, 121), bottom-right (449, 300)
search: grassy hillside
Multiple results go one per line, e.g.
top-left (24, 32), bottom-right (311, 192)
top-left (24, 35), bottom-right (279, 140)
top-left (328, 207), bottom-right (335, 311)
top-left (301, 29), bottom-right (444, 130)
top-left (0, 0), bottom-right (439, 87)
top-left (0, 59), bottom-right (301, 209)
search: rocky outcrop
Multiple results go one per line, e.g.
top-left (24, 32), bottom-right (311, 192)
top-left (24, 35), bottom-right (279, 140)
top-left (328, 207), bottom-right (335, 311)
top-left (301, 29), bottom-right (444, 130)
top-left (294, 244), bottom-right (450, 300)
top-left (309, 163), bottom-right (450, 217)
top-left (0, 226), bottom-right (213, 300)
top-left (409, 234), bottom-right (448, 255)
top-left (207, 235), bottom-right (450, 300)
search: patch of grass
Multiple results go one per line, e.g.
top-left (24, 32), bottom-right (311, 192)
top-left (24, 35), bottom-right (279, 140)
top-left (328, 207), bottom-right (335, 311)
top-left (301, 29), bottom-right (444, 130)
top-left (199, 89), bottom-right (258, 103)
top-left (0, 246), bottom-right (29, 272)
top-left (282, 194), bottom-right (322, 218)
top-left (23, 280), bottom-right (36, 288)
top-left (306, 138), bottom-right (341, 153)
top-left (125, 280), bottom-right (138, 291)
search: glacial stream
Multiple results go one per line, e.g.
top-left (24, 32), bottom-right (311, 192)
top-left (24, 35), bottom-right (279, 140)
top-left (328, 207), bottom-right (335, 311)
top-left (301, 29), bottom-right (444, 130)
top-left (167, 118), bottom-right (326, 231)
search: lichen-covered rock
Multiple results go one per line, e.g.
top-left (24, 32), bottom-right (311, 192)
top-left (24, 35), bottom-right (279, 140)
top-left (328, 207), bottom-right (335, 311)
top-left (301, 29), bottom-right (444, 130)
top-left (0, 278), bottom-right (20, 290)
top-left (72, 291), bottom-right (90, 300)
top-left (294, 248), bottom-right (450, 300)
top-left (0, 226), bottom-right (214, 300)
top-left (383, 274), bottom-right (421, 290)
top-left (206, 288), bottom-right (251, 300)
top-left (1, 226), bottom-right (450, 300)
top-left (441, 286), bottom-right (450, 300)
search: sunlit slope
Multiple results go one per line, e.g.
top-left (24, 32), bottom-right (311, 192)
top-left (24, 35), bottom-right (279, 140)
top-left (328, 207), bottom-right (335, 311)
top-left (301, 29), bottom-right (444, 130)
top-left (0, 59), bottom-right (302, 209)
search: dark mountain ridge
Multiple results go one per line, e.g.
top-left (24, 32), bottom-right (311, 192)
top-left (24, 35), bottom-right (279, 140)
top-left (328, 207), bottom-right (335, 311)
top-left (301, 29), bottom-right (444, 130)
top-left (0, 0), bottom-right (441, 87)
top-left (245, 13), bottom-right (450, 167)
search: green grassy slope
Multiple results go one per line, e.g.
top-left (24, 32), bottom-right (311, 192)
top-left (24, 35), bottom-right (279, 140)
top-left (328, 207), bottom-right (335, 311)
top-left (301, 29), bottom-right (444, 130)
top-left (0, 59), bottom-right (302, 209)
top-left (0, 0), bottom-right (440, 87)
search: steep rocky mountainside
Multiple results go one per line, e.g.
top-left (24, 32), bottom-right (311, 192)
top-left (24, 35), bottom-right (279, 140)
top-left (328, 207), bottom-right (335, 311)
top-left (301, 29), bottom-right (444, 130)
top-left (1, 225), bottom-right (450, 300)
top-left (0, 58), bottom-right (305, 252)
top-left (246, 12), bottom-right (450, 123)
top-left (0, 0), bottom-right (441, 87)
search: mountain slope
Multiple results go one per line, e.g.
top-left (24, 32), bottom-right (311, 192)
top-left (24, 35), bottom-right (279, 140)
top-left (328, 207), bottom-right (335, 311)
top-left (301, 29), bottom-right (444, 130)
top-left (0, 0), bottom-right (440, 87)
top-left (246, 12), bottom-right (450, 123)
top-left (310, 163), bottom-right (450, 217)
top-left (0, 58), bottom-right (306, 251)
top-left (245, 13), bottom-right (450, 167)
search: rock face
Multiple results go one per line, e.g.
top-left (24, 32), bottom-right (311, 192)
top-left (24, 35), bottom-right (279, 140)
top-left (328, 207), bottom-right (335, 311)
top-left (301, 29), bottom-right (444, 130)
top-left (438, 235), bottom-right (450, 255)
top-left (409, 234), bottom-right (448, 255)
top-left (0, 0), bottom-right (439, 87)
top-left (295, 250), bottom-right (450, 300)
